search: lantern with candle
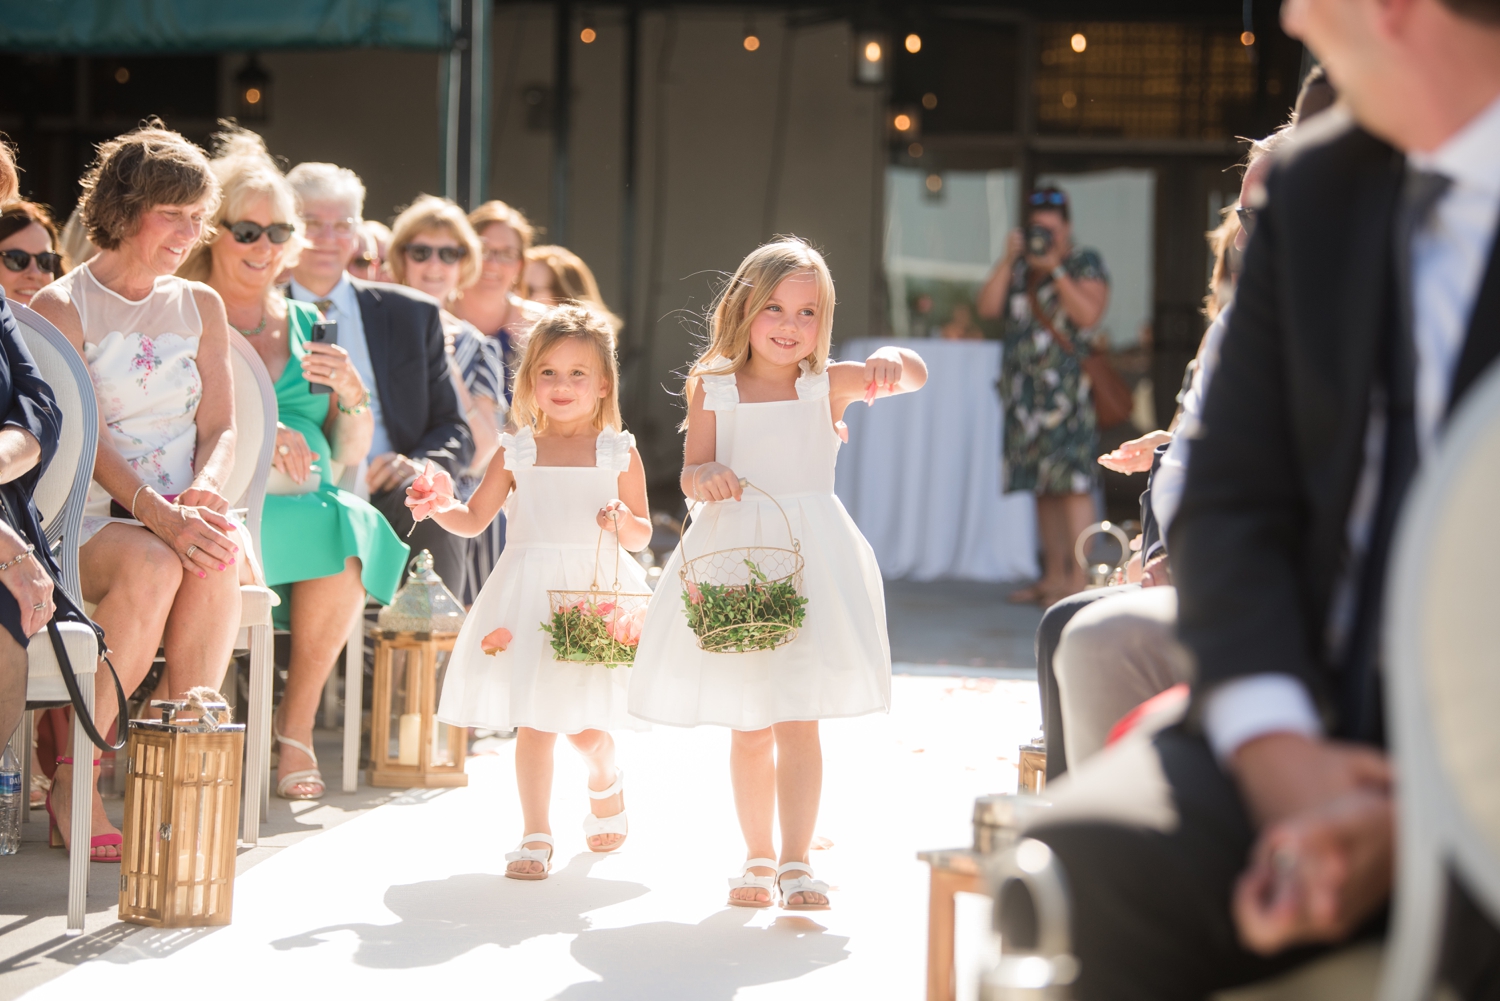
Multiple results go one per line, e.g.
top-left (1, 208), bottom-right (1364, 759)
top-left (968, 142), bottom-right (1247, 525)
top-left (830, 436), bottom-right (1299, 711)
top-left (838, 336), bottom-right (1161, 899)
top-left (368, 550), bottom-right (470, 788)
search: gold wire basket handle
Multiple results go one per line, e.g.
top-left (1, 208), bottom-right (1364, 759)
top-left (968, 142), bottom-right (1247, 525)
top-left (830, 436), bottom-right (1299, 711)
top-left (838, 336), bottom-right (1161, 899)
top-left (676, 478), bottom-right (801, 580)
top-left (589, 509), bottom-right (626, 594)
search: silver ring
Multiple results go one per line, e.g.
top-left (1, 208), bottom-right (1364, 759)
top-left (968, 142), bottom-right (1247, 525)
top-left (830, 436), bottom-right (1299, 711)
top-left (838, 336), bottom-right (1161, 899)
top-left (185, 545), bottom-right (199, 558)
top-left (31, 603), bottom-right (44, 611)
top-left (278, 444), bottom-right (290, 456)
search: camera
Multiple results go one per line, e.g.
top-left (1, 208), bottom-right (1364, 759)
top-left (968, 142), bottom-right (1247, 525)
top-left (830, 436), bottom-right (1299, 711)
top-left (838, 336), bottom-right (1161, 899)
top-left (1026, 224), bottom-right (1054, 259)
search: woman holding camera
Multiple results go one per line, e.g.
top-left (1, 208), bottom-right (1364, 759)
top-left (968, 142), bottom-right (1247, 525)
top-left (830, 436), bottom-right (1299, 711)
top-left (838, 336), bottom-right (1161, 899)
top-left (978, 187), bottom-right (1111, 605)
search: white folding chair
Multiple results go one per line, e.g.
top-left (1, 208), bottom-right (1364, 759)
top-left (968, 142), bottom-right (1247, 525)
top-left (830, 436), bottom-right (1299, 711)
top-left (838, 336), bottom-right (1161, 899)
top-left (8, 302), bottom-right (107, 936)
top-left (1380, 361), bottom-right (1500, 1001)
top-left (224, 333), bottom-right (278, 844)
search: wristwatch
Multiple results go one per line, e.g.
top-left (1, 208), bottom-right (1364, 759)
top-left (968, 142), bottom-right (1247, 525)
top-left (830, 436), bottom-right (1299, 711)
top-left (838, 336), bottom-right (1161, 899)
top-left (1050, 264), bottom-right (1068, 282)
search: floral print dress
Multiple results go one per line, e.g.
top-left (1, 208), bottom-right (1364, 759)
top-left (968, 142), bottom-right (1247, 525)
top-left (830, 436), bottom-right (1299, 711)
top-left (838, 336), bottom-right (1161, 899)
top-left (999, 248), bottom-right (1111, 496)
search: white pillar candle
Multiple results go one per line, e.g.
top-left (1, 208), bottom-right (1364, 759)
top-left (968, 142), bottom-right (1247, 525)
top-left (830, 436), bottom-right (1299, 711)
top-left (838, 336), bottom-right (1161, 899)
top-left (398, 713), bottom-right (421, 766)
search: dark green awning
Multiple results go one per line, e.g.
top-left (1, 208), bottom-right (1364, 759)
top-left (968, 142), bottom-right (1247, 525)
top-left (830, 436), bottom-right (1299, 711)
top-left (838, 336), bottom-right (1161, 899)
top-left (0, 0), bottom-right (452, 53)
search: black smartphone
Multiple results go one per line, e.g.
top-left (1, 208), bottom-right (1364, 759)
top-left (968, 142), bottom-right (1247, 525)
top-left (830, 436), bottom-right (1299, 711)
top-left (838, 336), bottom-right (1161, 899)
top-left (309, 320), bottom-right (337, 394)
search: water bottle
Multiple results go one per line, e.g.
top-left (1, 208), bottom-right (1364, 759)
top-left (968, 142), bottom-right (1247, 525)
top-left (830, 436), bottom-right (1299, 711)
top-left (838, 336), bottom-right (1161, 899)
top-left (0, 743), bottom-right (20, 855)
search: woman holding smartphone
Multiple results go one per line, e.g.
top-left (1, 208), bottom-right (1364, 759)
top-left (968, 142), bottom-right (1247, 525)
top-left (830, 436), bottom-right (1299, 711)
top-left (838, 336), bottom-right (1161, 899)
top-left (183, 128), bottom-right (408, 800)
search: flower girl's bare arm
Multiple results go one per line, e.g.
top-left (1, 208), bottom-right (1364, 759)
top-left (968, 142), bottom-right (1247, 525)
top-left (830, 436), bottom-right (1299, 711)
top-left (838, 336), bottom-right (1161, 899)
top-left (597, 446), bottom-right (653, 551)
top-left (679, 379), bottom-right (743, 502)
top-left (407, 457), bottom-right (514, 539)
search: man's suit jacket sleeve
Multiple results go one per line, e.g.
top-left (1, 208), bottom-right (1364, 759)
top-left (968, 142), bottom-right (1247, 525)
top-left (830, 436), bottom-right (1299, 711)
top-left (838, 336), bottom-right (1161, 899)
top-left (411, 302), bottom-right (474, 474)
top-left (1169, 170), bottom-right (1322, 705)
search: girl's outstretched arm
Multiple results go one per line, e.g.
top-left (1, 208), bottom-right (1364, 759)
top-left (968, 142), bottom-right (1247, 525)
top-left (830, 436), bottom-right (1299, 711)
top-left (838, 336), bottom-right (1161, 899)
top-left (406, 451), bottom-right (515, 539)
top-left (679, 378), bottom-right (742, 502)
top-left (829, 346), bottom-right (928, 420)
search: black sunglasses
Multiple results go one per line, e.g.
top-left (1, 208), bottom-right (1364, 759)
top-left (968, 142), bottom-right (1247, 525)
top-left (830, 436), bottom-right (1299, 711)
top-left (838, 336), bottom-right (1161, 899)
top-left (0, 249), bottom-right (62, 274)
top-left (405, 243), bottom-right (468, 264)
top-left (228, 220), bottom-right (295, 245)
top-left (1236, 205), bottom-right (1258, 237)
top-left (1028, 190), bottom-right (1068, 207)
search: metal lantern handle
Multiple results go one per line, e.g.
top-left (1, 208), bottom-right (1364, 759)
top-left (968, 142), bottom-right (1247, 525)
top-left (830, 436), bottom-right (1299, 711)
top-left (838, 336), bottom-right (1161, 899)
top-left (675, 478), bottom-right (800, 583)
top-left (589, 509), bottom-right (626, 594)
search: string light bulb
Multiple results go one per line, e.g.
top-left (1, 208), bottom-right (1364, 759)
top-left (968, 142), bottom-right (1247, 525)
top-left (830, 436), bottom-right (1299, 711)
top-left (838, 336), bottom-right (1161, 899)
top-left (1240, 30), bottom-right (1256, 46)
top-left (1070, 33), bottom-right (1087, 53)
top-left (864, 40), bottom-right (882, 63)
top-left (905, 33), bottom-right (921, 54)
top-left (580, 26), bottom-right (597, 43)
top-left (744, 16), bottom-right (760, 51)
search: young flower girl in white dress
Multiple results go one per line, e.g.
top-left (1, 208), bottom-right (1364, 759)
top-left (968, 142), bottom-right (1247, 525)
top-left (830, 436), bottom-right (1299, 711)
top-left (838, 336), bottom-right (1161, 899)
top-left (407, 305), bottom-right (653, 880)
top-left (630, 238), bottom-right (927, 909)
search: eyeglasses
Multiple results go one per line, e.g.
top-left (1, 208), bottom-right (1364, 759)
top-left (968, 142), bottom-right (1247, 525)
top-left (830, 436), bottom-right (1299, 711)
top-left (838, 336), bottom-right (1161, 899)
top-left (302, 217), bottom-right (358, 238)
top-left (350, 255), bottom-right (375, 269)
top-left (1236, 205), bottom-right (1258, 237)
top-left (227, 220), bottom-right (295, 245)
top-left (1028, 190), bottom-right (1068, 207)
top-left (0, 249), bottom-right (62, 274)
top-left (405, 243), bottom-right (468, 264)
top-left (482, 248), bottom-right (522, 265)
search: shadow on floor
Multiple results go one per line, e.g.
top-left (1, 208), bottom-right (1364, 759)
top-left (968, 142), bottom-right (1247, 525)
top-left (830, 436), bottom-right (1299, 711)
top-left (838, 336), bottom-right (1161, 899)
top-left (884, 579), bottom-right (1043, 670)
top-left (269, 853), bottom-right (648, 967)
top-left (558, 909), bottom-right (850, 1000)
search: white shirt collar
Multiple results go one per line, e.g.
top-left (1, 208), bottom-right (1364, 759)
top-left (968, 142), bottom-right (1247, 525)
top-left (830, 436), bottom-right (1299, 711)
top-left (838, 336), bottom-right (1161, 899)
top-left (1407, 90), bottom-right (1500, 194)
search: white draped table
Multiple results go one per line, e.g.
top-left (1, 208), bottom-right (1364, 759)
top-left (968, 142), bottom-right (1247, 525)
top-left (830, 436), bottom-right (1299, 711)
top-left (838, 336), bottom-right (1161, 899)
top-left (834, 338), bottom-right (1038, 582)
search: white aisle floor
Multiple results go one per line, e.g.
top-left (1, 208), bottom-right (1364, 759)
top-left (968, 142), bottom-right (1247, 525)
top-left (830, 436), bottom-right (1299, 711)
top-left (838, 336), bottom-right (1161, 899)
top-left (20, 675), bottom-right (1039, 1000)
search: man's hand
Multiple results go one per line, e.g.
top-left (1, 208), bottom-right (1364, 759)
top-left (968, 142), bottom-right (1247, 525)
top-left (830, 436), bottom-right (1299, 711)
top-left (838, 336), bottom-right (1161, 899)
top-left (1231, 732), bottom-right (1392, 828)
top-left (1098, 430), bottom-right (1173, 475)
top-left (367, 452), bottom-right (424, 494)
top-left (1233, 788), bottom-right (1394, 954)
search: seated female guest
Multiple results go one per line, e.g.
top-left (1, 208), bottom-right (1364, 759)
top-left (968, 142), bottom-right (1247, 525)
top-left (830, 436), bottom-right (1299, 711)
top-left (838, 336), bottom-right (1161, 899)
top-left (523, 244), bottom-right (619, 330)
top-left (0, 201), bottom-right (67, 306)
top-left (388, 196), bottom-right (505, 602)
top-left (31, 123), bottom-right (245, 860)
top-left (0, 139), bottom-right (62, 797)
top-left (181, 129), bottom-right (409, 800)
top-left (452, 200), bottom-right (544, 398)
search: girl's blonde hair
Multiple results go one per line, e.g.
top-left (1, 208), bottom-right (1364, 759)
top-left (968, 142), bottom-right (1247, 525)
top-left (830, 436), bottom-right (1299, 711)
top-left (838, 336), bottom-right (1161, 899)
top-left (510, 303), bottom-right (623, 433)
top-left (389, 194), bottom-right (483, 292)
top-left (179, 126), bottom-right (303, 283)
top-left (689, 236), bottom-right (835, 382)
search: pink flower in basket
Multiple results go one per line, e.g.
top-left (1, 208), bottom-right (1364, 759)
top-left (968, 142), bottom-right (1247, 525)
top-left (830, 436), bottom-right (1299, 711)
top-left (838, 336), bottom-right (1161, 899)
top-left (481, 627), bottom-right (513, 655)
top-left (685, 581), bottom-right (703, 605)
top-left (605, 605), bottom-right (647, 646)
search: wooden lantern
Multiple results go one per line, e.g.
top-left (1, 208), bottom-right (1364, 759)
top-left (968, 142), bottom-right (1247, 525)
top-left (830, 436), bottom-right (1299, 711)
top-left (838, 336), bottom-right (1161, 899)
top-left (368, 550), bottom-right (469, 788)
top-left (1018, 738), bottom-right (1047, 795)
top-left (119, 696), bottom-right (244, 928)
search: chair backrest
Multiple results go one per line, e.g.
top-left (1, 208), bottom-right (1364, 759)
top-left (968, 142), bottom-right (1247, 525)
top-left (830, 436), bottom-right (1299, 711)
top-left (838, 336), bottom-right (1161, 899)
top-left (8, 302), bottom-right (97, 604)
top-left (223, 332), bottom-right (277, 562)
top-left (1381, 361), bottom-right (1500, 1001)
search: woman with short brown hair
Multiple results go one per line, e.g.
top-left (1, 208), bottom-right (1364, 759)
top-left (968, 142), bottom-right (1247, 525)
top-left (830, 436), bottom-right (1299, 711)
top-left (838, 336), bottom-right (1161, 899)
top-left (31, 123), bottom-right (247, 861)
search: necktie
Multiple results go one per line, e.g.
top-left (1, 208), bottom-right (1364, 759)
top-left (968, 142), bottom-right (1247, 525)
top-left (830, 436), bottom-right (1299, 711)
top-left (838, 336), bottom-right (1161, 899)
top-left (1342, 167), bottom-right (1452, 742)
top-left (315, 298), bottom-right (334, 317)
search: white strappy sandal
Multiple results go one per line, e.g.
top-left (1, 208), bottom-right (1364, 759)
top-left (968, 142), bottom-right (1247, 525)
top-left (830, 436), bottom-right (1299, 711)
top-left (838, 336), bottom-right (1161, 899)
top-left (727, 858), bottom-right (779, 908)
top-left (273, 728), bottom-right (325, 800)
top-left (505, 833), bottom-right (555, 880)
top-left (583, 769), bottom-right (628, 853)
top-left (777, 861), bottom-right (832, 911)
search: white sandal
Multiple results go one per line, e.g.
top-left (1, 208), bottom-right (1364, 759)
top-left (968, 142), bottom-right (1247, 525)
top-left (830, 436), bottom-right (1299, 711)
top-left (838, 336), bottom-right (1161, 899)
top-left (583, 769), bottom-right (628, 853)
top-left (273, 728), bottom-right (325, 800)
top-left (505, 833), bottom-right (555, 880)
top-left (777, 861), bottom-right (831, 911)
top-left (727, 858), bottom-right (779, 908)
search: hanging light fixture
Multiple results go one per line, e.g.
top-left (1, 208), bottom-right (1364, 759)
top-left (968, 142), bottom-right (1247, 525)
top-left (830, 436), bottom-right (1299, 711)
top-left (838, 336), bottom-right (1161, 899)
top-left (580, 9), bottom-right (597, 44)
top-left (743, 15), bottom-right (760, 52)
top-left (235, 54), bottom-right (271, 123)
top-left (853, 29), bottom-right (887, 85)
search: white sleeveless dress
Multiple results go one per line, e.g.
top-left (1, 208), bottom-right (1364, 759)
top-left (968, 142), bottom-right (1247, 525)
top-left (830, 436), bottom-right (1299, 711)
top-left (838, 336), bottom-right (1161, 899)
top-left (629, 365), bottom-right (891, 730)
top-left (52, 264), bottom-right (205, 544)
top-left (437, 426), bottom-right (651, 734)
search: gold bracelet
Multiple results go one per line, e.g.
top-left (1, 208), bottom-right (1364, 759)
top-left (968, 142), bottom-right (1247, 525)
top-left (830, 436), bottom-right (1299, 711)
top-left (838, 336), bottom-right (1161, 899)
top-left (0, 543), bottom-right (35, 573)
top-left (337, 389), bottom-right (371, 415)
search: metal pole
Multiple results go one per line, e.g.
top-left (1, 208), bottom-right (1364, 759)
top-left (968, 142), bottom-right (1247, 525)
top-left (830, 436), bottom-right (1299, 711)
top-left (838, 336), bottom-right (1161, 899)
top-left (552, 0), bottom-right (573, 244)
top-left (621, 5), bottom-right (640, 357)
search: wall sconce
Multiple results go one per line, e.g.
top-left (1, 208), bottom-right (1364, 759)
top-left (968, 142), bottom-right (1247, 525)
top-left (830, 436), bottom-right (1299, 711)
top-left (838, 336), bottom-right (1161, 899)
top-left (853, 29), bottom-right (887, 86)
top-left (235, 54), bottom-right (271, 123)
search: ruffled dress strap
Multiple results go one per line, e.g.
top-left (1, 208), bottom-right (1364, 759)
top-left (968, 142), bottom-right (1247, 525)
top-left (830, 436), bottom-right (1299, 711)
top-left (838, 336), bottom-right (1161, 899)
top-left (500, 425), bottom-right (537, 470)
top-left (795, 360), bottom-right (830, 401)
top-left (699, 372), bottom-right (739, 411)
top-left (595, 428), bottom-right (636, 472)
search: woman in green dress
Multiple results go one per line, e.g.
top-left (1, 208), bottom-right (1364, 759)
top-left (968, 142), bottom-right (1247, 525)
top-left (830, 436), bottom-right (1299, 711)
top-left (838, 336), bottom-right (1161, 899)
top-left (183, 129), bottom-right (408, 800)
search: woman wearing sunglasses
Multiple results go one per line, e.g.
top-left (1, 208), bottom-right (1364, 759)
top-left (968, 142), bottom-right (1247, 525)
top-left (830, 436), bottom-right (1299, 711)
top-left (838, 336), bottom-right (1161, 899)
top-left (179, 128), bottom-right (409, 800)
top-left (389, 196), bottom-right (506, 603)
top-left (0, 201), bottom-right (67, 306)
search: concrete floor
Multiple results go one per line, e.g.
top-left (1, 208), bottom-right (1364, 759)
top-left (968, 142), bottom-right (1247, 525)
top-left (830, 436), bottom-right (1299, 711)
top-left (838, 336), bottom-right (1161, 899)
top-left (0, 579), bottom-right (1043, 1000)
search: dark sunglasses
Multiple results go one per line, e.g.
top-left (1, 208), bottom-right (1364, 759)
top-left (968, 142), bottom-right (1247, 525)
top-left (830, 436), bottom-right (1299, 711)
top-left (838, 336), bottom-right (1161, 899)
top-left (1028, 190), bottom-right (1068, 207)
top-left (1236, 205), bottom-right (1258, 237)
top-left (405, 243), bottom-right (468, 264)
top-left (228, 220), bottom-right (295, 245)
top-left (0, 249), bottom-right (62, 274)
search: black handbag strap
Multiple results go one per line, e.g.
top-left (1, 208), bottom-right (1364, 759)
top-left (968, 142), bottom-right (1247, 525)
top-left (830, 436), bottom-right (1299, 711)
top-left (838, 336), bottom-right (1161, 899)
top-left (46, 618), bottom-right (128, 752)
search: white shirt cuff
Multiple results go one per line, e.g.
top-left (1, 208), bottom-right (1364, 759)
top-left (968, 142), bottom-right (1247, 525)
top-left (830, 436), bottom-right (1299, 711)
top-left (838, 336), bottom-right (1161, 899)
top-left (1202, 674), bottom-right (1322, 764)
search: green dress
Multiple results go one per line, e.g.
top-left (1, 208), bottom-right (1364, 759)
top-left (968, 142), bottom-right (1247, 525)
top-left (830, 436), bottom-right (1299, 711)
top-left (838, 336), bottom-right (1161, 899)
top-left (999, 247), bottom-right (1111, 496)
top-left (262, 302), bottom-right (409, 628)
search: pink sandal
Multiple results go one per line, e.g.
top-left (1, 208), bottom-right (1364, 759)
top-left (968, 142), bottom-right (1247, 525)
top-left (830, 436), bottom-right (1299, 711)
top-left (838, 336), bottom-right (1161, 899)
top-left (46, 757), bottom-right (123, 862)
